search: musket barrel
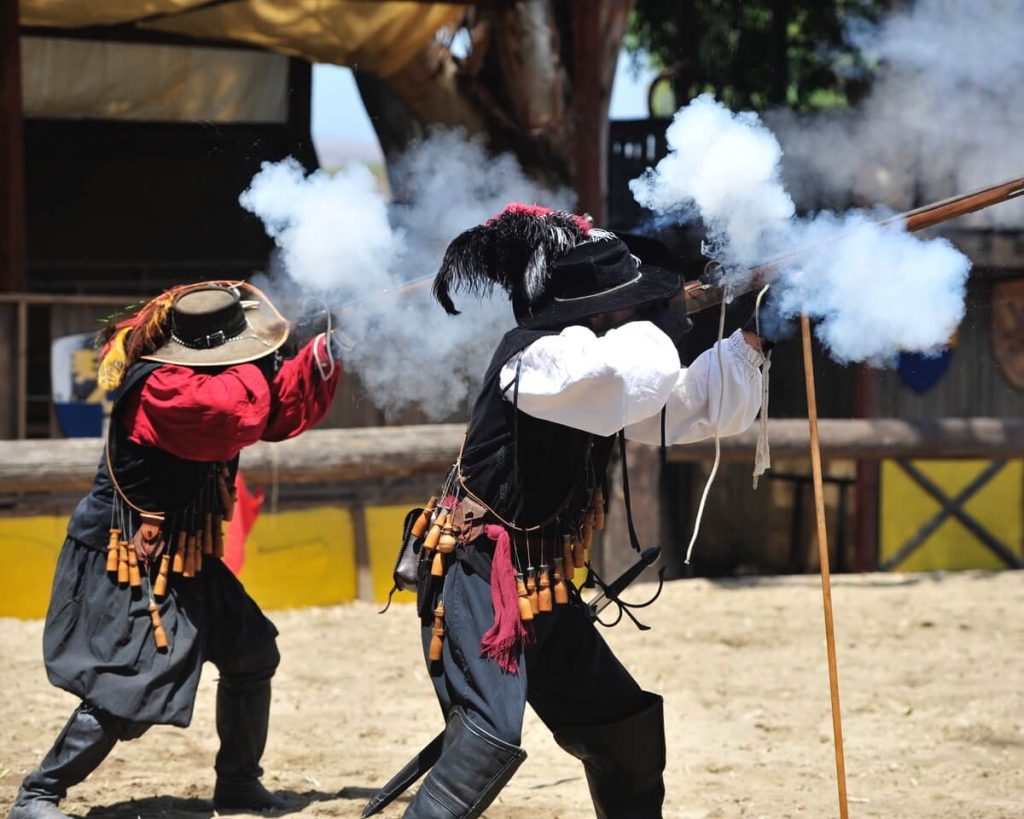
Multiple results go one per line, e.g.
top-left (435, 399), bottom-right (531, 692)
top-left (683, 174), bottom-right (1024, 316)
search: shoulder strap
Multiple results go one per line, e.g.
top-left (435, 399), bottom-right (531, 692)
top-left (617, 430), bottom-right (642, 554)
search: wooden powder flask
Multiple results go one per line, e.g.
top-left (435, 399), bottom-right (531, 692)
top-left (538, 565), bottom-right (553, 612)
top-left (194, 533), bottom-right (204, 573)
top-left (412, 496), bottom-right (439, 540)
top-left (553, 557), bottom-right (569, 605)
top-left (563, 535), bottom-right (575, 580)
top-left (127, 547), bottom-right (142, 589)
top-left (526, 569), bottom-right (540, 614)
top-left (148, 601), bottom-right (168, 651)
top-left (582, 515), bottom-right (595, 564)
top-left (428, 601), bottom-right (446, 662)
top-left (424, 508), bottom-right (446, 552)
top-left (172, 531), bottom-right (186, 574)
top-left (515, 573), bottom-right (534, 622)
top-left (183, 533), bottom-right (197, 578)
top-left (428, 508), bottom-right (454, 576)
top-left (430, 551), bottom-right (445, 577)
top-left (106, 529), bottom-right (121, 573)
top-left (437, 522), bottom-right (457, 555)
top-left (217, 470), bottom-right (235, 523)
top-left (202, 512), bottom-right (214, 556)
top-left (153, 554), bottom-right (171, 597)
top-left (117, 540), bottom-right (130, 584)
top-left (572, 532), bottom-right (586, 570)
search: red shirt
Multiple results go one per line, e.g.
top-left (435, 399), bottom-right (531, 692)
top-left (120, 335), bottom-right (340, 461)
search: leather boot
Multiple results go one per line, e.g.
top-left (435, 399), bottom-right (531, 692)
top-left (553, 692), bottom-right (666, 819)
top-left (404, 708), bottom-right (526, 819)
top-left (8, 704), bottom-right (133, 819)
top-left (212, 674), bottom-right (288, 812)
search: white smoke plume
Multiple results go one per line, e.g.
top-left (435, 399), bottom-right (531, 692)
top-left (240, 131), bottom-right (572, 418)
top-left (769, 0), bottom-right (1024, 228)
top-left (631, 94), bottom-right (970, 364)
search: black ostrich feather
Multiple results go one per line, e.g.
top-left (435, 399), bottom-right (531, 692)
top-left (433, 204), bottom-right (597, 316)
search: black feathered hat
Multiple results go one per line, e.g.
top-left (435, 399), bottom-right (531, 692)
top-left (433, 203), bottom-right (683, 329)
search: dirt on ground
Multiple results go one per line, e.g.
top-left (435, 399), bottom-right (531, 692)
top-left (1, 571), bottom-right (1021, 818)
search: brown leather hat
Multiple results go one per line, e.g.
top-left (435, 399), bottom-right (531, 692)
top-left (142, 282), bottom-right (289, 367)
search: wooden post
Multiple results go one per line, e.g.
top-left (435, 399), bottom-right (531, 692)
top-left (0, 0), bottom-right (27, 292)
top-left (800, 314), bottom-right (850, 819)
top-left (351, 504), bottom-right (375, 603)
top-left (15, 299), bottom-right (27, 439)
top-left (853, 363), bottom-right (879, 571)
top-left (572, 0), bottom-right (604, 223)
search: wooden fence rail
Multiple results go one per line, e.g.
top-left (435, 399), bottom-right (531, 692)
top-left (0, 418), bottom-right (1021, 494)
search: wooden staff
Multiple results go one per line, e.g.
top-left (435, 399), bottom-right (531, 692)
top-left (801, 313), bottom-right (849, 819)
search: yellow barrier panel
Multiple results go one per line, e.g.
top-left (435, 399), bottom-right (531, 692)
top-left (239, 506), bottom-right (357, 610)
top-left (880, 459), bottom-right (1023, 571)
top-left (0, 516), bottom-right (68, 618)
top-left (364, 505), bottom-right (417, 605)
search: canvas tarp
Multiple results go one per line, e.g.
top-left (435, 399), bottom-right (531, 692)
top-left (23, 36), bottom-right (290, 122)
top-left (21, 0), bottom-right (466, 77)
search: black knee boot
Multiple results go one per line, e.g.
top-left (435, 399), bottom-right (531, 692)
top-left (553, 692), bottom-right (666, 819)
top-left (403, 708), bottom-right (526, 819)
top-left (8, 704), bottom-right (148, 819)
top-left (212, 673), bottom-right (287, 812)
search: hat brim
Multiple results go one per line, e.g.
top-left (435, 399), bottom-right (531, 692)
top-left (141, 282), bottom-right (290, 367)
top-left (517, 264), bottom-right (683, 329)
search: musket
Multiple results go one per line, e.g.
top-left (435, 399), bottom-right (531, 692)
top-left (302, 175), bottom-right (1024, 331)
top-left (681, 174), bottom-right (1024, 316)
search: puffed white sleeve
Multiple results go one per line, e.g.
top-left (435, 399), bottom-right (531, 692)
top-left (623, 329), bottom-right (764, 445)
top-left (498, 321), bottom-right (682, 436)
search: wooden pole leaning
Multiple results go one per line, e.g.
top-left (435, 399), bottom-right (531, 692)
top-left (800, 313), bottom-right (850, 819)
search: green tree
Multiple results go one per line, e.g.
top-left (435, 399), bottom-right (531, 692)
top-left (627, 0), bottom-right (891, 114)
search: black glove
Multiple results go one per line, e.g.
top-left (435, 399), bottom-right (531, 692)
top-left (740, 289), bottom-right (788, 352)
top-left (644, 306), bottom-right (693, 349)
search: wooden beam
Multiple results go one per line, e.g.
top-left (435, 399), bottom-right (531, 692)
top-left (0, 424), bottom-right (466, 493)
top-left (1, 0), bottom-right (27, 291)
top-left (0, 419), bottom-right (1021, 495)
top-left (667, 418), bottom-right (1024, 461)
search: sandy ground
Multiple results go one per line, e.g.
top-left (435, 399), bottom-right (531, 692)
top-left (1, 571), bottom-right (1021, 819)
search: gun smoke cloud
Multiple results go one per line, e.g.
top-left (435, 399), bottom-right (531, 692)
top-left (631, 94), bottom-right (970, 364)
top-left (770, 0), bottom-right (1024, 228)
top-left (240, 131), bottom-right (572, 419)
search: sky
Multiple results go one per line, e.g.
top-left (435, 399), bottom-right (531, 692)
top-left (310, 50), bottom-right (657, 162)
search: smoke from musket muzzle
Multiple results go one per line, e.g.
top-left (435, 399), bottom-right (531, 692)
top-left (769, 0), bottom-right (1024, 229)
top-left (630, 94), bottom-right (971, 364)
top-left (240, 130), bottom-right (573, 419)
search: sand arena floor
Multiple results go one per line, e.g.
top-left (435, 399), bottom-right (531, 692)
top-left (2, 571), bottom-right (1021, 818)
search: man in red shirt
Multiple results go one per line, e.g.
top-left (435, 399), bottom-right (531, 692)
top-left (8, 283), bottom-right (340, 819)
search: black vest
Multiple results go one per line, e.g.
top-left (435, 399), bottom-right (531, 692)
top-left (460, 327), bottom-right (617, 531)
top-left (66, 362), bottom-right (239, 548)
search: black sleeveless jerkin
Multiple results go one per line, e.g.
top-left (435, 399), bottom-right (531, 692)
top-left (456, 327), bottom-right (617, 573)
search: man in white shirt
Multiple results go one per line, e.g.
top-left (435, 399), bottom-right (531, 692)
top-left (368, 204), bottom-right (764, 819)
